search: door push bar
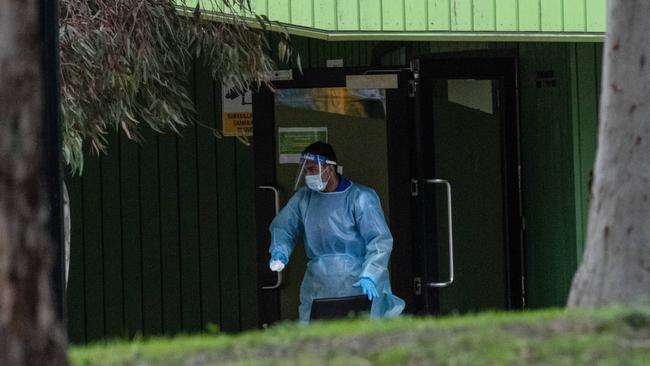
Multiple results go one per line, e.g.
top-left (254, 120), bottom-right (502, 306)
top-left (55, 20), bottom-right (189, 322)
top-left (425, 179), bottom-right (454, 288)
top-left (259, 185), bottom-right (283, 290)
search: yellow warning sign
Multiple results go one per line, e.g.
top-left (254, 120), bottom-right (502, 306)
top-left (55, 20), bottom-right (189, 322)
top-left (223, 112), bottom-right (253, 137)
top-left (222, 85), bottom-right (253, 137)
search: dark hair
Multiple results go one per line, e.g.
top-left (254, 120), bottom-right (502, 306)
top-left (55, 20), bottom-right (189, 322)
top-left (303, 141), bottom-right (337, 164)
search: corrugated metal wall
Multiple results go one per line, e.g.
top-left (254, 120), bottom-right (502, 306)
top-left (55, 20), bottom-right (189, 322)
top-left (570, 43), bottom-right (602, 263)
top-left (65, 63), bottom-right (258, 343)
top-left (518, 42), bottom-right (601, 307)
top-left (66, 37), bottom-right (602, 343)
top-left (252, 0), bottom-right (605, 33)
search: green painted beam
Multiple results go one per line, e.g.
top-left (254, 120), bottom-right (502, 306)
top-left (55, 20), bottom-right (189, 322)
top-left (176, 0), bottom-right (605, 36)
top-left (175, 4), bottom-right (604, 42)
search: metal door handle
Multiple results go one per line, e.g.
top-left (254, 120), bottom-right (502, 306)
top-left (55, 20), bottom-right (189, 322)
top-left (259, 185), bottom-right (283, 290)
top-left (259, 185), bottom-right (280, 215)
top-left (425, 179), bottom-right (454, 288)
top-left (263, 268), bottom-right (283, 290)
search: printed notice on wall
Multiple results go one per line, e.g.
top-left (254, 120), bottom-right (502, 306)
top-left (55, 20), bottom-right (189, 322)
top-left (278, 127), bottom-right (328, 164)
top-left (222, 85), bottom-right (253, 136)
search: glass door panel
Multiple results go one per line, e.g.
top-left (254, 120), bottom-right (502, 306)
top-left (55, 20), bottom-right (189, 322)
top-left (273, 87), bottom-right (390, 320)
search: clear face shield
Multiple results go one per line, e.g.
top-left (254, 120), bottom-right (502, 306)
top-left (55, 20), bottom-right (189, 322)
top-left (294, 153), bottom-right (337, 191)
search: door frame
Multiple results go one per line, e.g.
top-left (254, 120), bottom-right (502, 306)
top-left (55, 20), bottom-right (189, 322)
top-left (411, 49), bottom-right (526, 314)
top-left (252, 67), bottom-right (414, 326)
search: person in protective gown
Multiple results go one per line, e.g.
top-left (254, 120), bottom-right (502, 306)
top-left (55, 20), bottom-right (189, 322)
top-left (268, 142), bottom-right (405, 323)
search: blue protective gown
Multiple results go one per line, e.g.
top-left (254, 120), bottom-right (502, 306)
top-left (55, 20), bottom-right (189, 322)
top-left (269, 182), bottom-right (405, 322)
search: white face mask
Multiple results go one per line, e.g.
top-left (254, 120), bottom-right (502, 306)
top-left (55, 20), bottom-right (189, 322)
top-left (305, 171), bottom-right (329, 191)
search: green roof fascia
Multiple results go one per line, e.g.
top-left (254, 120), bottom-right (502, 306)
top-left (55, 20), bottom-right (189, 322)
top-left (175, 5), bottom-right (604, 43)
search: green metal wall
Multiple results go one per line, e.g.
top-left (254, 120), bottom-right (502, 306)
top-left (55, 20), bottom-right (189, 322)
top-left (518, 42), bottom-right (598, 307)
top-left (252, 0), bottom-right (605, 33)
top-left (570, 43), bottom-right (602, 264)
top-left (66, 37), bottom-right (602, 342)
top-left (65, 63), bottom-right (258, 343)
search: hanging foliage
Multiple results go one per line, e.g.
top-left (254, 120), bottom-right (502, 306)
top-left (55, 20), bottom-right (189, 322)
top-left (60, 0), bottom-right (295, 173)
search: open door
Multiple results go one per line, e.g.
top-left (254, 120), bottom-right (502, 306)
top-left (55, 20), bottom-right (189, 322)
top-left (411, 51), bottom-right (525, 315)
top-left (253, 67), bottom-right (413, 326)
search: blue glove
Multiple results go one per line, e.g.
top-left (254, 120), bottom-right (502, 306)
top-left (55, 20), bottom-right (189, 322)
top-left (353, 277), bottom-right (379, 301)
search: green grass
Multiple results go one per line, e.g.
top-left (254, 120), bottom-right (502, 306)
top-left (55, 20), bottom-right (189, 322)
top-left (70, 306), bottom-right (650, 365)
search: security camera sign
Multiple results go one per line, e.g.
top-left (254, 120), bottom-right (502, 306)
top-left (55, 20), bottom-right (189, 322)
top-left (222, 86), bottom-right (253, 137)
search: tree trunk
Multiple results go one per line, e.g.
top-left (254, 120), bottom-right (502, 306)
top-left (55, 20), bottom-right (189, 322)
top-left (568, 1), bottom-right (650, 307)
top-left (0, 0), bottom-right (68, 364)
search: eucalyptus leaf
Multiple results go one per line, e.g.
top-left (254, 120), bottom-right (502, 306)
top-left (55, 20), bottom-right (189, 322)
top-left (60, 0), bottom-right (298, 175)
